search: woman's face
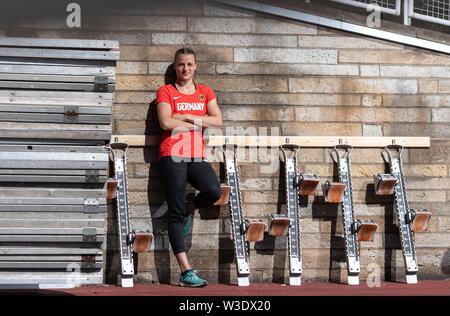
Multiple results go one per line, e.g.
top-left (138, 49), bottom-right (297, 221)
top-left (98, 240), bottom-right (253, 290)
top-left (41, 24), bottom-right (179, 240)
top-left (174, 53), bottom-right (197, 82)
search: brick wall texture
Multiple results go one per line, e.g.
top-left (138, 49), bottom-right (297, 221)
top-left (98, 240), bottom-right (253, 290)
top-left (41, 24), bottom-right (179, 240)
top-left (3, 0), bottom-right (449, 284)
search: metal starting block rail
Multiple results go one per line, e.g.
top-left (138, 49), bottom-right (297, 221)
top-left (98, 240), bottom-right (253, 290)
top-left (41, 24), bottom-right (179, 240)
top-left (328, 144), bottom-right (378, 285)
top-left (268, 144), bottom-right (319, 285)
top-left (279, 144), bottom-right (303, 285)
top-left (220, 145), bottom-right (266, 286)
top-left (378, 144), bottom-right (431, 284)
top-left (108, 142), bottom-right (152, 288)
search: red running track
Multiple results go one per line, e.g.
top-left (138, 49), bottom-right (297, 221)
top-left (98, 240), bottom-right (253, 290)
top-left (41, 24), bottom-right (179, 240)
top-left (1, 280), bottom-right (449, 296)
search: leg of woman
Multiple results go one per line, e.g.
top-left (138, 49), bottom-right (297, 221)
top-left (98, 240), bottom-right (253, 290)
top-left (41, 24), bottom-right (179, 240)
top-left (159, 156), bottom-right (191, 271)
top-left (187, 160), bottom-right (222, 209)
top-left (160, 157), bottom-right (209, 287)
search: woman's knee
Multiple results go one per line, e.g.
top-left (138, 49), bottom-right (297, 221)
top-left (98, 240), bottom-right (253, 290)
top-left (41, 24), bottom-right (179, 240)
top-left (195, 183), bottom-right (222, 207)
top-left (210, 183), bottom-right (222, 203)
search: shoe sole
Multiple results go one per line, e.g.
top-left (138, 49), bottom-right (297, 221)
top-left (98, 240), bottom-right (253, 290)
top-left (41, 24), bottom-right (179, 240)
top-left (178, 281), bottom-right (208, 288)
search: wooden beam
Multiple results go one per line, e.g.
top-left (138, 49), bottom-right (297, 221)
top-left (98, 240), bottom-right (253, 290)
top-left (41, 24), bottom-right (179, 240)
top-left (110, 135), bottom-right (161, 146)
top-left (110, 135), bottom-right (430, 148)
top-left (208, 136), bottom-right (430, 147)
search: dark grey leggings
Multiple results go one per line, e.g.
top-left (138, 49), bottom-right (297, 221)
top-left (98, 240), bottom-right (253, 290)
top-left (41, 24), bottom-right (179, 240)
top-left (159, 156), bottom-right (222, 255)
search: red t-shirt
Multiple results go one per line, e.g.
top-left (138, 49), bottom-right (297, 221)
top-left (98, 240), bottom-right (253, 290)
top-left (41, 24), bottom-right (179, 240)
top-left (155, 83), bottom-right (216, 159)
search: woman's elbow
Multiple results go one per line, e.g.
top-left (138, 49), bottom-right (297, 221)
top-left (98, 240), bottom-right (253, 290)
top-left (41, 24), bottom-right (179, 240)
top-left (215, 116), bottom-right (223, 128)
top-left (159, 120), bottom-right (170, 131)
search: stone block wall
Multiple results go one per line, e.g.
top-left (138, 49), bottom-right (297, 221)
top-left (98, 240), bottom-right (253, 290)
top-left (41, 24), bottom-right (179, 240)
top-left (1, 0), bottom-right (448, 284)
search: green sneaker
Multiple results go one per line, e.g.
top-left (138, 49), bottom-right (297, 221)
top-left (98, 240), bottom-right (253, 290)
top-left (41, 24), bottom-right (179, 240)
top-left (179, 270), bottom-right (208, 287)
top-left (182, 214), bottom-right (192, 238)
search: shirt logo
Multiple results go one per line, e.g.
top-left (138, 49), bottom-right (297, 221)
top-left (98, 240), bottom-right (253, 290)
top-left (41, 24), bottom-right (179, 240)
top-left (177, 102), bottom-right (204, 111)
top-left (173, 96), bottom-right (182, 100)
top-left (199, 94), bottom-right (205, 101)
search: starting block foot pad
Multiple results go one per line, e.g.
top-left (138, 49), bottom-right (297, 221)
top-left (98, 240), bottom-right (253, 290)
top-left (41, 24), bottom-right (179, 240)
top-left (289, 276), bottom-right (301, 286)
top-left (237, 276), bottom-right (250, 287)
top-left (347, 275), bottom-right (360, 285)
top-left (323, 181), bottom-right (346, 203)
top-left (406, 274), bottom-right (418, 284)
top-left (353, 220), bottom-right (377, 242)
top-left (298, 174), bottom-right (320, 196)
top-left (131, 231), bottom-right (153, 253)
top-left (106, 179), bottom-right (119, 199)
top-left (119, 276), bottom-right (134, 288)
top-left (409, 210), bottom-right (431, 232)
top-left (268, 215), bottom-right (291, 237)
top-left (244, 220), bottom-right (266, 242)
top-left (213, 185), bottom-right (231, 206)
top-left (373, 174), bottom-right (397, 195)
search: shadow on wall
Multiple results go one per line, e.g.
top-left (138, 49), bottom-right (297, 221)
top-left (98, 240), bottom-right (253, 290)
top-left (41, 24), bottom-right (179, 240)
top-left (143, 101), bottom-right (172, 284)
top-left (312, 157), bottom-right (345, 283)
top-left (215, 160), bottom-right (233, 284)
top-left (141, 65), bottom-right (173, 284)
top-left (379, 160), bottom-right (400, 282)
top-left (253, 158), bottom-right (287, 284)
top-left (442, 248), bottom-right (450, 279)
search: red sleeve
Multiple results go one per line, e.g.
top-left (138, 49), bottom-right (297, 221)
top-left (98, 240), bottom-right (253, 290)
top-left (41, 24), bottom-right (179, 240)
top-left (205, 86), bottom-right (216, 103)
top-left (155, 85), bottom-right (171, 105)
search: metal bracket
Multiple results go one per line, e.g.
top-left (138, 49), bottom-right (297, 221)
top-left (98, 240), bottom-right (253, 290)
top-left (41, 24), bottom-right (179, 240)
top-left (84, 198), bottom-right (99, 213)
top-left (86, 169), bottom-right (100, 183)
top-left (94, 75), bottom-right (109, 92)
top-left (81, 255), bottom-right (96, 265)
top-left (64, 106), bottom-right (80, 123)
top-left (82, 227), bottom-right (97, 243)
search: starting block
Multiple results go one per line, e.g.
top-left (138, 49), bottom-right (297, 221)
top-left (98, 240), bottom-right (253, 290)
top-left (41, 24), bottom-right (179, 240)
top-left (268, 214), bottom-right (291, 237)
top-left (329, 143), bottom-right (379, 285)
top-left (130, 231), bottom-right (153, 253)
top-left (352, 220), bottom-right (378, 242)
top-left (279, 144), bottom-right (304, 285)
top-left (243, 220), bottom-right (266, 242)
top-left (110, 142), bottom-right (154, 288)
top-left (106, 179), bottom-right (119, 199)
top-left (383, 144), bottom-right (432, 284)
top-left (110, 142), bottom-right (134, 287)
top-left (213, 185), bottom-right (231, 206)
top-left (295, 174), bottom-right (320, 196)
top-left (220, 145), bottom-right (252, 286)
top-left (406, 210), bottom-right (431, 232)
top-left (323, 181), bottom-right (346, 203)
top-left (373, 174), bottom-right (397, 195)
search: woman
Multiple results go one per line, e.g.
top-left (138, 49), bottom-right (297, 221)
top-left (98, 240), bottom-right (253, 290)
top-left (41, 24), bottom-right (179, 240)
top-left (155, 48), bottom-right (223, 287)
